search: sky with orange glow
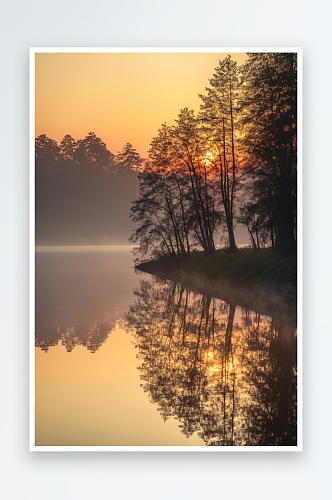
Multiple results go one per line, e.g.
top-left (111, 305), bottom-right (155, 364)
top-left (35, 52), bottom-right (248, 157)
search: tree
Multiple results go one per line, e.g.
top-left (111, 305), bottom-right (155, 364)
top-left (74, 132), bottom-right (114, 171)
top-left (148, 123), bottom-right (192, 257)
top-left (130, 159), bottom-right (190, 261)
top-left (240, 53), bottom-right (297, 257)
top-left (35, 134), bottom-right (60, 165)
top-left (59, 134), bottom-right (77, 161)
top-left (130, 112), bottom-right (223, 260)
top-left (171, 108), bottom-right (221, 255)
top-left (199, 55), bottom-right (240, 252)
top-left (238, 175), bottom-right (278, 250)
top-left (114, 143), bottom-right (144, 173)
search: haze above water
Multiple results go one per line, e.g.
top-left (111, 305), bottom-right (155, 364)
top-left (35, 246), bottom-right (297, 447)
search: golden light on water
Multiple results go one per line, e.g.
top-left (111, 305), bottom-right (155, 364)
top-left (35, 327), bottom-right (204, 446)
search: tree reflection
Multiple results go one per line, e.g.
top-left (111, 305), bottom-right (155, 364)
top-left (126, 278), bottom-right (297, 446)
top-left (35, 319), bottom-right (114, 353)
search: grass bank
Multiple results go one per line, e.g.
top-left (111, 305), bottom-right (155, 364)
top-left (137, 247), bottom-right (297, 292)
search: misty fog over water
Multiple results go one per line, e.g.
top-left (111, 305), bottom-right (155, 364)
top-left (35, 159), bottom-right (249, 247)
top-left (35, 161), bottom-right (140, 246)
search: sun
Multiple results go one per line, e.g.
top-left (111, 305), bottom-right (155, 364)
top-left (204, 152), bottom-right (214, 166)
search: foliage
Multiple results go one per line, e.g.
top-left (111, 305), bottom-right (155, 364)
top-left (35, 134), bottom-right (60, 164)
top-left (131, 52), bottom-right (298, 262)
top-left (199, 55), bottom-right (241, 251)
top-left (36, 132), bottom-right (145, 174)
top-left (239, 53), bottom-right (297, 256)
top-left (130, 111), bottom-right (224, 261)
top-left (114, 143), bottom-right (144, 173)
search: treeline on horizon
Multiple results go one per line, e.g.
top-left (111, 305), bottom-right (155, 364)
top-left (35, 131), bottom-right (143, 173)
top-left (35, 133), bottom-right (143, 245)
top-left (130, 53), bottom-right (297, 260)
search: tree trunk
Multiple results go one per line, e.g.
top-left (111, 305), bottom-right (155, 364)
top-left (246, 219), bottom-right (257, 250)
top-left (255, 224), bottom-right (260, 250)
top-left (270, 224), bottom-right (274, 247)
top-left (226, 217), bottom-right (237, 252)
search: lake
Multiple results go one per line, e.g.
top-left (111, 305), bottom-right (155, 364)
top-left (35, 246), bottom-right (297, 447)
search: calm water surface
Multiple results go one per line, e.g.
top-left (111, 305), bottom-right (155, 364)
top-left (35, 246), bottom-right (297, 446)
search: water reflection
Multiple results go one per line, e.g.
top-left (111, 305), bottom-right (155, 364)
top-left (35, 247), bottom-right (137, 353)
top-left (126, 277), bottom-right (297, 446)
top-left (35, 319), bottom-right (114, 353)
top-left (35, 248), bottom-right (297, 446)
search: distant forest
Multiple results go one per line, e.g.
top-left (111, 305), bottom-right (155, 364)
top-left (36, 52), bottom-right (297, 256)
top-left (35, 135), bottom-right (141, 245)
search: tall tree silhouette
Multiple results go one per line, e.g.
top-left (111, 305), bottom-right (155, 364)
top-left (171, 109), bottom-right (220, 255)
top-left (59, 134), bottom-right (77, 161)
top-left (74, 132), bottom-right (114, 171)
top-left (114, 143), bottom-right (144, 173)
top-left (35, 134), bottom-right (60, 165)
top-left (130, 110), bottom-right (223, 260)
top-left (240, 53), bottom-right (297, 257)
top-left (199, 55), bottom-right (240, 252)
top-left (130, 165), bottom-right (184, 260)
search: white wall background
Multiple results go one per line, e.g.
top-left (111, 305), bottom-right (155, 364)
top-left (0, 1), bottom-right (330, 499)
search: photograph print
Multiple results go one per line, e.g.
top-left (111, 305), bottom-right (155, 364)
top-left (31, 48), bottom-right (301, 450)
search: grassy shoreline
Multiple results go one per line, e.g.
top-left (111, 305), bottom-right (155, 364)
top-left (136, 248), bottom-right (297, 298)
